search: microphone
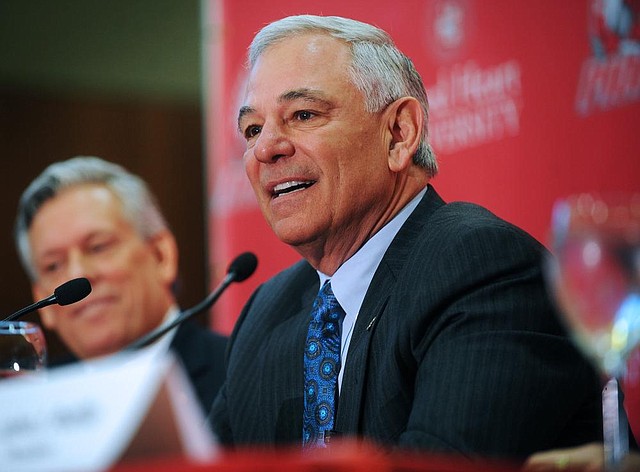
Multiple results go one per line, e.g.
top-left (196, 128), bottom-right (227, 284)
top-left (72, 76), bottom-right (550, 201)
top-left (126, 251), bottom-right (258, 350)
top-left (3, 277), bottom-right (92, 322)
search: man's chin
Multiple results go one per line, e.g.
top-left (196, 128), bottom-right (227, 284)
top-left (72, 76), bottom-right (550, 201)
top-left (272, 222), bottom-right (321, 248)
top-left (71, 335), bottom-right (128, 361)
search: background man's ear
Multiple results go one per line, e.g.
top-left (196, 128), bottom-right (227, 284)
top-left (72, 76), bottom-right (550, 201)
top-left (148, 230), bottom-right (179, 285)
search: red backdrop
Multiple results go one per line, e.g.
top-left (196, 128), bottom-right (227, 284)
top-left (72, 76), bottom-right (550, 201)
top-left (204, 0), bottom-right (640, 433)
top-left (205, 0), bottom-right (640, 329)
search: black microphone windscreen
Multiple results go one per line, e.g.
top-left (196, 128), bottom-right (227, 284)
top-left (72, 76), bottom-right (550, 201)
top-left (227, 252), bottom-right (258, 282)
top-left (54, 277), bottom-right (92, 306)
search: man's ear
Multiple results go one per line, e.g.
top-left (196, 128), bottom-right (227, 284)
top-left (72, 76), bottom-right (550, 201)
top-left (386, 97), bottom-right (423, 173)
top-left (32, 284), bottom-right (57, 329)
top-left (148, 230), bottom-right (179, 286)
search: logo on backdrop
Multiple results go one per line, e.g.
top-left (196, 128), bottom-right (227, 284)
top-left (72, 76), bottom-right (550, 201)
top-left (575, 0), bottom-right (640, 116)
top-left (427, 60), bottom-right (523, 155)
top-left (424, 0), bottom-right (523, 154)
top-left (425, 0), bottom-right (472, 62)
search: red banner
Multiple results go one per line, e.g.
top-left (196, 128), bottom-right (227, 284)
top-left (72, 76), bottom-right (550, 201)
top-left (204, 0), bottom-right (640, 439)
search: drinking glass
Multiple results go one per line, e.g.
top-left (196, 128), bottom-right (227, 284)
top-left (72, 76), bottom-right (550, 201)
top-left (0, 321), bottom-right (47, 378)
top-left (547, 192), bottom-right (640, 471)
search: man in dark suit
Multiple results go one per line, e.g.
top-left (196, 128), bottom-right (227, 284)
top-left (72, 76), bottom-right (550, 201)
top-left (208, 15), bottom-right (603, 461)
top-left (14, 156), bottom-right (226, 413)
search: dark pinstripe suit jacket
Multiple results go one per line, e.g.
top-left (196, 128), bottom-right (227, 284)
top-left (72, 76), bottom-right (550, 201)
top-left (209, 185), bottom-right (602, 460)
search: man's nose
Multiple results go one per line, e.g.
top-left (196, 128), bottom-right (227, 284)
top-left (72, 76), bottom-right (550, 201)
top-left (252, 123), bottom-right (295, 163)
top-left (66, 250), bottom-right (96, 281)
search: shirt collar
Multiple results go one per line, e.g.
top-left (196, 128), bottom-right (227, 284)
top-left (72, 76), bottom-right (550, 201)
top-left (317, 186), bottom-right (427, 318)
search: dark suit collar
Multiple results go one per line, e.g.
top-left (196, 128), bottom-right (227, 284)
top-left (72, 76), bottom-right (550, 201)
top-left (350, 184), bottom-right (445, 331)
top-left (336, 185), bottom-right (446, 434)
top-left (378, 184), bottom-right (445, 277)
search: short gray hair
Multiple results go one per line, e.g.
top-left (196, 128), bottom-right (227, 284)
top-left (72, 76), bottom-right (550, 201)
top-left (14, 156), bottom-right (168, 280)
top-left (248, 15), bottom-right (437, 176)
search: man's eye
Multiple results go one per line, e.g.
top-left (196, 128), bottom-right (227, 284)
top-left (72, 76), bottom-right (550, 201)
top-left (89, 240), bottom-right (115, 254)
top-left (42, 261), bottom-right (62, 274)
top-left (294, 110), bottom-right (315, 121)
top-left (244, 125), bottom-right (262, 139)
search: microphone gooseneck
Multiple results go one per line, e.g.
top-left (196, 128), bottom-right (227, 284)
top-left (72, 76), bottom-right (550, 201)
top-left (126, 252), bottom-right (258, 351)
top-left (3, 277), bottom-right (93, 322)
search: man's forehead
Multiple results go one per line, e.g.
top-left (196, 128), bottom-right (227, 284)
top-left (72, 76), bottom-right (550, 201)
top-left (246, 34), bottom-right (351, 83)
top-left (238, 87), bottom-right (332, 120)
top-left (256, 32), bottom-right (348, 59)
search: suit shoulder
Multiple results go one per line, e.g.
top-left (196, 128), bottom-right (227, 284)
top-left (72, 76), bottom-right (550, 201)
top-left (426, 201), bottom-right (544, 250)
top-left (401, 201), bottom-right (549, 278)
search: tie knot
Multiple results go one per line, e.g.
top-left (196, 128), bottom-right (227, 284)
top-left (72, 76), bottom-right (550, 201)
top-left (313, 282), bottom-right (345, 325)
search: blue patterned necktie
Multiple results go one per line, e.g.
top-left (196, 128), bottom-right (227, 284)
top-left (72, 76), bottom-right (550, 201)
top-left (302, 281), bottom-right (345, 447)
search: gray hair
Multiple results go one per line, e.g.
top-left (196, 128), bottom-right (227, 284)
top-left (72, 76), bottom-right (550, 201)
top-left (14, 156), bottom-right (168, 280)
top-left (248, 15), bottom-right (437, 176)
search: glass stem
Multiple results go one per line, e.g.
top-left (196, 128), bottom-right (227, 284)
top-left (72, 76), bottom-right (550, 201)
top-left (603, 377), bottom-right (629, 471)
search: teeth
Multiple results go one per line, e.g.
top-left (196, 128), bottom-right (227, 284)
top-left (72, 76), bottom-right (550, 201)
top-left (274, 181), bottom-right (309, 193)
top-left (272, 180), bottom-right (315, 196)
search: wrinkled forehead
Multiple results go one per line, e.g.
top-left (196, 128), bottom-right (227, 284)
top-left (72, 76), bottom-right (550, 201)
top-left (240, 34), bottom-right (356, 113)
top-left (250, 31), bottom-right (353, 70)
top-left (246, 33), bottom-right (352, 89)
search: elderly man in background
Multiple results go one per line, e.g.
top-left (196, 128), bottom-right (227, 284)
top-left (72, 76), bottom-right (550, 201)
top-left (14, 156), bottom-right (227, 413)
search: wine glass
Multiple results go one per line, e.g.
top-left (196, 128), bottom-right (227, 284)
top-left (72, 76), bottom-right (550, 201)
top-left (0, 321), bottom-right (47, 378)
top-left (547, 192), bottom-right (640, 471)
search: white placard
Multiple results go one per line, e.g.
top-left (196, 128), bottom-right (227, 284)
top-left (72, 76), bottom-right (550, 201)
top-left (0, 348), bottom-right (218, 472)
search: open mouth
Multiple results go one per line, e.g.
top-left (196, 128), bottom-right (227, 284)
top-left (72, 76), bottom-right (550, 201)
top-left (272, 180), bottom-right (316, 198)
top-left (73, 296), bottom-right (115, 319)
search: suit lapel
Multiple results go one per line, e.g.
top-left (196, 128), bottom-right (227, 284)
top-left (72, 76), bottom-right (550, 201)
top-left (336, 185), bottom-right (446, 434)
